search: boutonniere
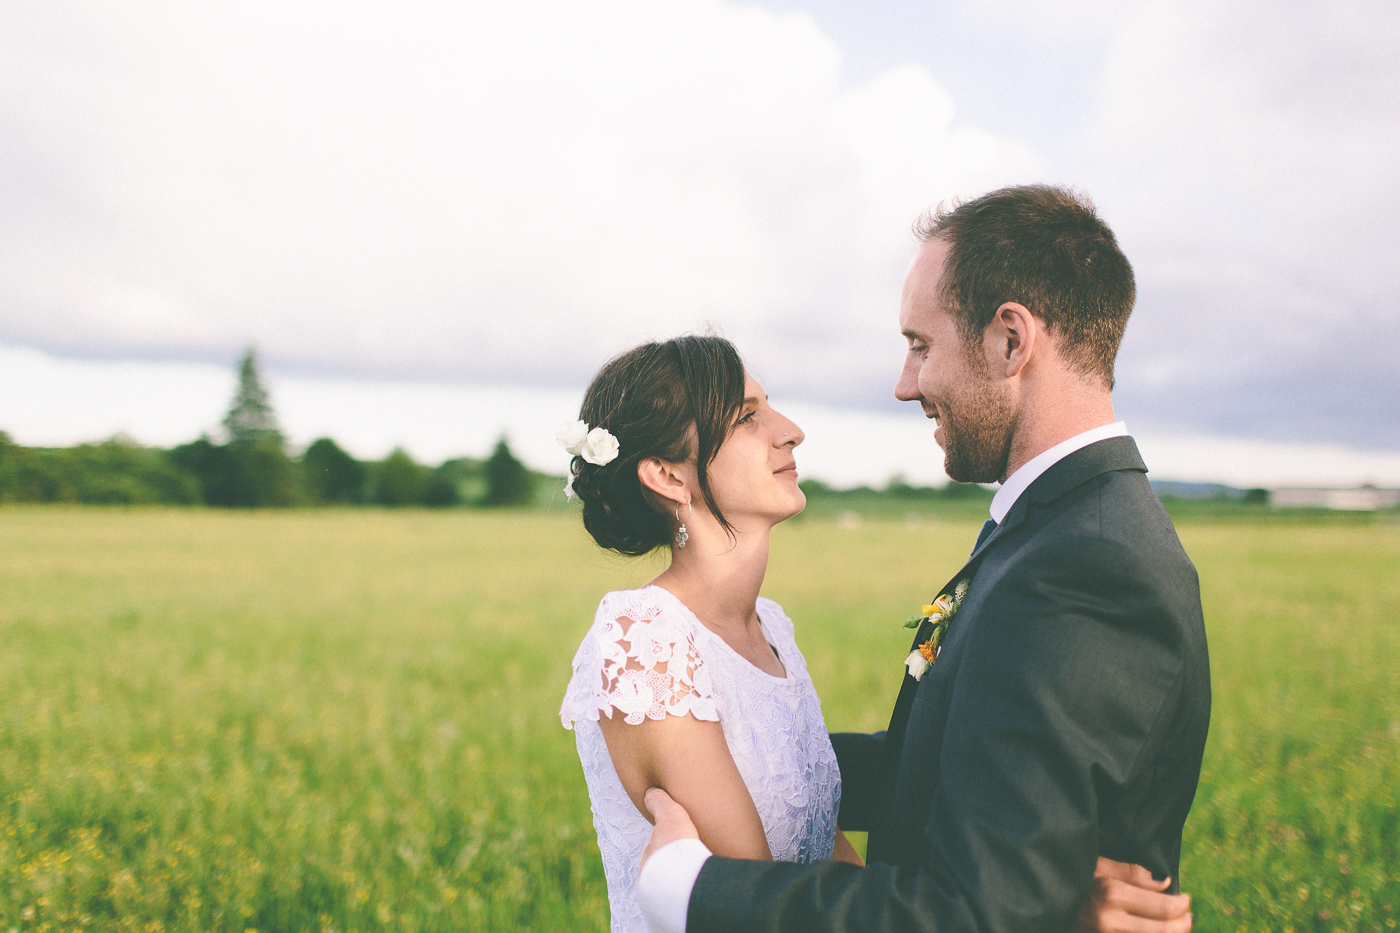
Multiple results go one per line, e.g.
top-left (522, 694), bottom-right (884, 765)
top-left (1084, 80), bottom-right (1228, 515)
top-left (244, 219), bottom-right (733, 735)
top-left (904, 579), bottom-right (969, 681)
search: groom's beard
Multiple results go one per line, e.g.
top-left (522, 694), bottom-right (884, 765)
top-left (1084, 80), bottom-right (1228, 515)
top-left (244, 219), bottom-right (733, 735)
top-left (941, 373), bottom-right (1015, 485)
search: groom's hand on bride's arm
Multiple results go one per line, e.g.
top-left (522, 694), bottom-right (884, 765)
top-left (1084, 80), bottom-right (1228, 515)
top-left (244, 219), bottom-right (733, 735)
top-left (608, 712), bottom-right (771, 933)
top-left (1074, 858), bottom-right (1193, 933)
top-left (640, 787), bottom-right (701, 869)
top-left (638, 789), bottom-right (710, 933)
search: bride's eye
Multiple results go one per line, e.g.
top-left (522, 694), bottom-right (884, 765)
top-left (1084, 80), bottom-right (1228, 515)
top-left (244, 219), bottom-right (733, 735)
top-left (737, 410), bottom-right (757, 425)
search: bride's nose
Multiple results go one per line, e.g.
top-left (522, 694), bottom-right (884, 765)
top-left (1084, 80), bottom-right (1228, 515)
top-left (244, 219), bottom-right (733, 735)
top-left (777, 420), bottom-right (804, 447)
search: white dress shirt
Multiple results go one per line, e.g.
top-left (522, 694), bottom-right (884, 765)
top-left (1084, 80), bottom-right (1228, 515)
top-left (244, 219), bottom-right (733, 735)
top-left (989, 421), bottom-right (1128, 523)
top-left (638, 839), bottom-right (713, 933)
top-left (637, 420), bottom-right (1131, 933)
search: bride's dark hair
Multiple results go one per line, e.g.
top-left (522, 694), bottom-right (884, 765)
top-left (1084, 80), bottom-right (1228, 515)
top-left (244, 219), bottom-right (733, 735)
top-left (570, 335), bottom-right (745, 556)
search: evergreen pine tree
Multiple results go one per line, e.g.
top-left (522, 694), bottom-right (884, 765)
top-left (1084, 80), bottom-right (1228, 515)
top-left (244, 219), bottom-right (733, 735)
top-left (223, 348), bottom-right (283, 446)
top-left (213, 347), bottom-right (297, 506)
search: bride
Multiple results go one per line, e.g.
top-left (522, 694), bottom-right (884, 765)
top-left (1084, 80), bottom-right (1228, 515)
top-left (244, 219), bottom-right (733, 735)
top-left (560, 335), bottom-right (1191, 933)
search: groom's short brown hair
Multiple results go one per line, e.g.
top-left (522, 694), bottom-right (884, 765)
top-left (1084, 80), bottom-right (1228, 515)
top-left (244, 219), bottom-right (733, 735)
top-left (914, 185), bottom-right (1135, 388)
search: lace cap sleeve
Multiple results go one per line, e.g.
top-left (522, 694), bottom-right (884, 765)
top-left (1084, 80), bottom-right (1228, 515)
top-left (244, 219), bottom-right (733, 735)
top-left (561, 589), bottom-right (719, 729)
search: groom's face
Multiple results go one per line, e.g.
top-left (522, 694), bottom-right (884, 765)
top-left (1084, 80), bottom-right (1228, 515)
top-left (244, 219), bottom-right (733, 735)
top-left (895, 240), bottom-right (1015, 484)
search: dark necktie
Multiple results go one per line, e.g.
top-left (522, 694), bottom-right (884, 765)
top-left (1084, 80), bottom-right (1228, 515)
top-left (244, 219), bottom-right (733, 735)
top-left (974, 518), bottom-right (998, 553)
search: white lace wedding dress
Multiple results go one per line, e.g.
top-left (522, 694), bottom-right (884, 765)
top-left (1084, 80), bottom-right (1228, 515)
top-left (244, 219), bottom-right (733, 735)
top-left (560, 585), bottom-right (841, 933)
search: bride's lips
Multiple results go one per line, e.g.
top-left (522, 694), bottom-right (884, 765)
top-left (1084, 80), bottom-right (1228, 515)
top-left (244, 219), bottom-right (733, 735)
top-left (774, 461), bottom-right (798, 477)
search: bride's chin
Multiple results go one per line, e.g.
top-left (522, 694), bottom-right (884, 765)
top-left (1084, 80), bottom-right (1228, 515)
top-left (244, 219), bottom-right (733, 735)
top-left (777, 495), bottom-right (807, 523)
top-left (727, 492), bottom-right (807, 528)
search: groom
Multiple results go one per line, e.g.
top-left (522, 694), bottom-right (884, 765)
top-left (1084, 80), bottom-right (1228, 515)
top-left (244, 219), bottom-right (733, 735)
top-left (636, 185), bottom-right (1212, 932)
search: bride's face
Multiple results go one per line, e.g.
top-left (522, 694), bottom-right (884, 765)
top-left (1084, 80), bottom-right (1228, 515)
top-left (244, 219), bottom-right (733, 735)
top-left (701, 373), bottom-right (806, 527)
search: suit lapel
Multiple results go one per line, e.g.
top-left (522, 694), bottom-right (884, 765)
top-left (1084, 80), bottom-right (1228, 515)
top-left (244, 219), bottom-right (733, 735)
top-left (876, 540), bottom-right (1001, 803)
top-left (871, 436), bottom-right (1151, 854)
top-left (966, 435), bottom-right (1147, 562)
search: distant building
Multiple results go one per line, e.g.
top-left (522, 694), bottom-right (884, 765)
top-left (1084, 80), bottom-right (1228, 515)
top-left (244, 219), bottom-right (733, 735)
top-left (1271, 485), bottom-right (1400, 511)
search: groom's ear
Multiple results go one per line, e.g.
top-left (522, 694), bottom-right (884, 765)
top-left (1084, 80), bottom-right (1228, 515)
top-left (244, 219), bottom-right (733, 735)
top-left (988, 301), bottom-right (1038, 378)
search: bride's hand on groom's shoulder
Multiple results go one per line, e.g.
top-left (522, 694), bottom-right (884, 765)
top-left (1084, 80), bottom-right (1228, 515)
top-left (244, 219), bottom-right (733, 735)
top-left (640, 787), bottom-right (700, 869)
top-left (1075, 857), bottom-right (1193, 933)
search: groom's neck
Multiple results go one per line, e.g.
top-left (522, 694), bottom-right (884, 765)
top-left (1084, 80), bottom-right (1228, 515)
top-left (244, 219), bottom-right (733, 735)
top-left (1003, 372), bottom-right (1117, 482)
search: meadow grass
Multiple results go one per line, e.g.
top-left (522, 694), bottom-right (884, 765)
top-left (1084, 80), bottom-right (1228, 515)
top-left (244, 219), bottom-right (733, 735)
top-left (0, 506), bottom-right (1396, 931)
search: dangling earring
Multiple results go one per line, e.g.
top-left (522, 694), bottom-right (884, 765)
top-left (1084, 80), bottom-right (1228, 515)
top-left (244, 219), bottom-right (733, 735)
top-left (675, 501), bottom-right (690, 548)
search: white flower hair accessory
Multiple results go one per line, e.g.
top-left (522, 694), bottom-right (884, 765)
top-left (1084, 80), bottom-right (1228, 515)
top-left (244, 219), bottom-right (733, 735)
top-left (556, 420), bottom-right (589, 455)
top-left (556, 420), bottom-right (621, 468)
top-left (581, 426), bottom-right (620, 466)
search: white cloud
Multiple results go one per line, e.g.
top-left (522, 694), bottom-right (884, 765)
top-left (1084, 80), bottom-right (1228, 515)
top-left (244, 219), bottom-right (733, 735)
top-left (1087, 0), bottom-right (1400, 248)
top-left (0, 0), bottom-right (1039, 405)
top-left (1048, 0), bottom-right (1400, 446)
top-left (1134, 431), bottom-right (1400, 491)
top-left (3, 0), bottom-right (1397, 460)
top-left (0, 346), bottom-right (232, 450)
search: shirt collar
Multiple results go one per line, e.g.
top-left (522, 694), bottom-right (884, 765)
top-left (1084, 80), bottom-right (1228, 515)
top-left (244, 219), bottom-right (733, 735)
top-left (988, 421), bottom-right (1129, 523)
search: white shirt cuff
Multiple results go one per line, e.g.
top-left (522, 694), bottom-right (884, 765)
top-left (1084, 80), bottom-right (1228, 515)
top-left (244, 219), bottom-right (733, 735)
top-left (637, 838), bottom-right (712, 933)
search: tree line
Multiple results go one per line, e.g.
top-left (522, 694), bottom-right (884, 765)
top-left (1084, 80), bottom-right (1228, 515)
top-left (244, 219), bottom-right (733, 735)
top-left (0, 350), bottom-right (545, 508)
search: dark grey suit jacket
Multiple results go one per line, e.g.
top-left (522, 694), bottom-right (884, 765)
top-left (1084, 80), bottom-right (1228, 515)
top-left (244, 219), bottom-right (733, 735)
top-left (689, 437), bottom-right (1211, 933)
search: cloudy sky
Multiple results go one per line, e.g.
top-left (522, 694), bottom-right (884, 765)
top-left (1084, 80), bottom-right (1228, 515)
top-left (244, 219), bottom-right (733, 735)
top-left (2, 0), bottom-right (1397, 485)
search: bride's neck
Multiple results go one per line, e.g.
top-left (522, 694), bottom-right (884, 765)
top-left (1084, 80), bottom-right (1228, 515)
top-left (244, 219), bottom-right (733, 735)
top-left (651, 520), bottom-right (771, 633)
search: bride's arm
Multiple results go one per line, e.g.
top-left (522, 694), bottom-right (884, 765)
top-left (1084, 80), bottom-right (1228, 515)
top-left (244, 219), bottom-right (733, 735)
top-left (600, 711), bottom-right (772, 861)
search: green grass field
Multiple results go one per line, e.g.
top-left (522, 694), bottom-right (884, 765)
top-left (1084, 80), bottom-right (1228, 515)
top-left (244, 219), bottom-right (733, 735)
top-left (1, 507), bottom-right (1396, 932)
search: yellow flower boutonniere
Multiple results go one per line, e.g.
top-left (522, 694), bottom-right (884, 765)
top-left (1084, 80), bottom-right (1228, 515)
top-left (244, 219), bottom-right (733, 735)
top-left (904, 579), bottom-right (969, 681)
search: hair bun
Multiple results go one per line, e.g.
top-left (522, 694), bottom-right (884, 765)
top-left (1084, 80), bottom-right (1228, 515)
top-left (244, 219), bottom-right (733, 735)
top-left (571, 336), bottom-right (744, 556)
